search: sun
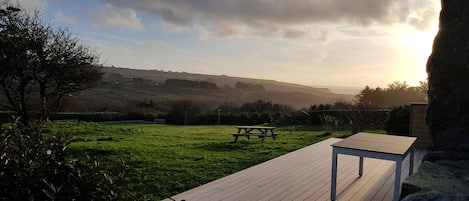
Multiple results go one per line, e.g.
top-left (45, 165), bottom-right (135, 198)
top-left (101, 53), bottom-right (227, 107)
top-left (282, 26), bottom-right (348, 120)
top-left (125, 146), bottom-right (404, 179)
top-left (397, 28), bottom-right (437, 62)
top-left (394, 23), bottom-right (439, 85)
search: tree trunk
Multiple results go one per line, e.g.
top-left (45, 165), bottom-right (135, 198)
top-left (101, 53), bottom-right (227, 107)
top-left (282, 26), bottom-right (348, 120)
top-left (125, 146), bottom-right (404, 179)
top-left (427, 0), bottom-right (469, 152)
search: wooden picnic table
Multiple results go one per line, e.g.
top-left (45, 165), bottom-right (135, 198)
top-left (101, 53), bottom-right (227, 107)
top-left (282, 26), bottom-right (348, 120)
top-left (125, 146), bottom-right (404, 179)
top-left (232, 126), bottom-right (279, 142)
top-left (330, 132), bottom-right (417, 201)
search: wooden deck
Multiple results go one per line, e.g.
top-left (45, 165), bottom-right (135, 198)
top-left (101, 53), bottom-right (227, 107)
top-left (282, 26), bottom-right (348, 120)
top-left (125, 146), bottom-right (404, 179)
top-left (164, 138), bottom-right (426, 201)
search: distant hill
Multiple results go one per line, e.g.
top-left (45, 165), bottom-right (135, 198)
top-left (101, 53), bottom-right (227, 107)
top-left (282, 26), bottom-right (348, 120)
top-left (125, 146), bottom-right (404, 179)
top-left (58, 66), bottom-right (356, 112)
top-left (312, 85), bottom-right (362, 95)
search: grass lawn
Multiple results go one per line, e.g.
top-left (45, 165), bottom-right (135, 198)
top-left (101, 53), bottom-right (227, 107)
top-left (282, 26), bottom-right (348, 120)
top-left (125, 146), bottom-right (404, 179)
top-left (48, 122), bottom-right (355, 200)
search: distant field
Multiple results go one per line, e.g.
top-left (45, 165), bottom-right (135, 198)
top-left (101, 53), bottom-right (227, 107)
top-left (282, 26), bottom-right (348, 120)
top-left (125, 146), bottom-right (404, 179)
top-left (48, 122), bottom-right (355, 200)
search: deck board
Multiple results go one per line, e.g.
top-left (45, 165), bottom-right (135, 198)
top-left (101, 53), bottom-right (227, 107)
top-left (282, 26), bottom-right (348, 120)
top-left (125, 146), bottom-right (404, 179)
top-left (164, 138), bottom-right (426, 201)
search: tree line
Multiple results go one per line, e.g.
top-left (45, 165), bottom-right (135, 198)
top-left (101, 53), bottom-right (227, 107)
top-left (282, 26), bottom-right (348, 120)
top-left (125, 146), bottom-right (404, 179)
top-left (356, 81), bottom-right (427, 108)
top-left (100, 73), bottom-right (268, 92)
top-left (0, 2), bottom-right (129, 200)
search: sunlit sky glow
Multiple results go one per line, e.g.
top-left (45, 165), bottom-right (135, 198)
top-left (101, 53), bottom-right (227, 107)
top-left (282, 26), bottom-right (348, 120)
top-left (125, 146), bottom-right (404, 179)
top-left (18, 0), bottom-right (440, 88)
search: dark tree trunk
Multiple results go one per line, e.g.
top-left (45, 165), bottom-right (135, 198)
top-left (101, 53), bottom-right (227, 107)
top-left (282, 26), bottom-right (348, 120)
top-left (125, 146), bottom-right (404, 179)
top-left (427, 0), bottom-right (469, 152)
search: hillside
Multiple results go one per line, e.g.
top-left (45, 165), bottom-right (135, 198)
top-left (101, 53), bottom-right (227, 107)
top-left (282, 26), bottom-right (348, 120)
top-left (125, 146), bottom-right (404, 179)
top-left (2, 66), bottom-right (353, 113)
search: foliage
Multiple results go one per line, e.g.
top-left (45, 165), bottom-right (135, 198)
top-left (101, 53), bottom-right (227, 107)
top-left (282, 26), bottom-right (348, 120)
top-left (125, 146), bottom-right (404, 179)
top-left (341, 102), bottom-right (383, 134)
top-left (278, 102), bottom-right (388, 132)
top-left (234, 81), bottom-right (265, 91)
top-left (0, 2), bottom-right (102, 129)
top-left (166, 99), bottom-right (202, 124)
top-left (1, 112), bottom-right (158, 124)
top-left (48, 122), bottom-right (357, 199)
top-left (132, 77), bottom-right (150, 87)
top-left (309, 103), bottom-right (333, 111)
top-left (165, 79), bottom-right (218, 90)
top-left (163, 99), bottom-right (294, 125)
top-left (319, 114), bottom-right (338, 134)
top-left (356, 81), bottom-right (427, 109)
top-left (384, 105), bottom-right (410, 135)
top-left (0, 121), bottom-right (135, 201)
top-left (417, 81), bottom-right (428, 101)
top-left (239, 99), bottom-right (293, 114)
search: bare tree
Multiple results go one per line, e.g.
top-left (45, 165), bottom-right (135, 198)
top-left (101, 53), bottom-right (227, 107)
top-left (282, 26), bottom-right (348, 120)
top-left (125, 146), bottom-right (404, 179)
top-left (340, 102), bottom-right (380, 134)
top-left (0, 2), bottom-right (102, 129)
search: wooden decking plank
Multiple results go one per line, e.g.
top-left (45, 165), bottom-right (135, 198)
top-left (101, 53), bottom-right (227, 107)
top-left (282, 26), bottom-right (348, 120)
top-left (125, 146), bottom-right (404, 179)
top-left (367, 148), bottom-right (426, 201)
top-left (232, 139), bottom-right (339, 201)
top-left (294, 155), bottom-right (363, 201)
top-left (182, 139), bottom-right (325, 200)
top-left (266, 141), bottom-right (362, 201)
top-left (366, 161), bottom-right (403, 201)
top-left (267, 154), bottom-right (343, 201)
top-left (257, 147), bottom-right (332, 201)
top-left (172, 138), bottom-right (340, 201)
top-left (340, 159), bottom-right (393, 201)
top-left (265, 139), bottom-right (341, 200)
top-left (164, 137), bottom-right (426, 201)
top-left (314, 155), bottom-right (372, 200)
top-left (314, 157), bottom-right (391, 201)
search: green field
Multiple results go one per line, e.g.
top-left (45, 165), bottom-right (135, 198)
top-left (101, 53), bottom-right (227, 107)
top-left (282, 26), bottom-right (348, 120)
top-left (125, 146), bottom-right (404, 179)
top-left (48, 122), bottom-right (355, 200)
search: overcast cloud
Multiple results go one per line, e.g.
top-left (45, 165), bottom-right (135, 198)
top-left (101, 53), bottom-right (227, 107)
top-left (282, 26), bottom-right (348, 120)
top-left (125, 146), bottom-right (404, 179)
top-left (104, 0), bottom-right (437, 38)
top-left (92, 3), bottom-right (145, 31)
top-left (6, 0), bottom-right (440, 88)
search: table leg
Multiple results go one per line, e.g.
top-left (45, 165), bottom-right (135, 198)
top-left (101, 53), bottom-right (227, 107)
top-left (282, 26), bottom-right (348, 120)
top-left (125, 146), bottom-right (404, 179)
top-left (270, 129), bottom-right (276, 140)
top-left (359, 156), bottom-right (364, 177)
top-left (409, 147), bottom-right (415, 176)
top-left (331, 149), bottom-right (338, 201)
top-left (234, 129), bottom-right (242, 142)
top-left (393, 160), bottom-right (402, 201)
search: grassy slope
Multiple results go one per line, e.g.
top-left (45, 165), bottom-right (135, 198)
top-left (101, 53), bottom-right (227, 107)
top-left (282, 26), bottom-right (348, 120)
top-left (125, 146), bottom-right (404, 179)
top-left (49, 122), bottom-right (353, 200)
top-left (98, 67), bottom-right (355, 109)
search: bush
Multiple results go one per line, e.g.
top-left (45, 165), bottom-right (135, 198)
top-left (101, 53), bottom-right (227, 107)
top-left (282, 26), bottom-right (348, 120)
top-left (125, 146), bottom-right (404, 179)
top-left (0, 122), bottom-right (134, 201)
top-left (384, 105), bottom-right (410, 135)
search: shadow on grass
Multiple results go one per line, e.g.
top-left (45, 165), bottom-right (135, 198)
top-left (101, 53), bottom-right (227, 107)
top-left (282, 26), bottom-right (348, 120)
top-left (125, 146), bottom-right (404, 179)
top-left (69, 148), bottom-right (115, 156)
top-left (337, 133), bottom-right (353, 138)
top-left (68, 148), bottom-right (145, 169)
top-left (317, 132), bottom-right (332, 138)
top-left (68, 148), bottom-right (131, 162)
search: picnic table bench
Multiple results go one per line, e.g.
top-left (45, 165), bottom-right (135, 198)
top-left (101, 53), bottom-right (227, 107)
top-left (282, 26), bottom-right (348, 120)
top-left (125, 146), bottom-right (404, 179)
top-left (232, 126), bottom-right (279, 142)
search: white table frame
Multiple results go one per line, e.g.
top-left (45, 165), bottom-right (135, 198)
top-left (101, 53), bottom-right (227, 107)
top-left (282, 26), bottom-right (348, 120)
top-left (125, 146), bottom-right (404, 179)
top-left (330, 133), bottom-right (416, 201)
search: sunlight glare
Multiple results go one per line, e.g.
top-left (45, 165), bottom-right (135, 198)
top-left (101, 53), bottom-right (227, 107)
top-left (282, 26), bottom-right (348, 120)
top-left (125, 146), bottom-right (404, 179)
top-left (394, 24), bottom-right (439, 85)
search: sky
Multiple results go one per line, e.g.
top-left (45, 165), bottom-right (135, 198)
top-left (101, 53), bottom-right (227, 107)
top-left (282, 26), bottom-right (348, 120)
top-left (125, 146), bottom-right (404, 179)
top-left (16, 0), bottom-right (440, 88)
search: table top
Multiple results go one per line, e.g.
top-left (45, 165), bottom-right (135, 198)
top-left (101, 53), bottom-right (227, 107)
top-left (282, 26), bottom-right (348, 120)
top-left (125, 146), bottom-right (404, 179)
top-left (236, 126), bottom-right (276, 129)
top-left (331, 132), bottom-right (417, 156)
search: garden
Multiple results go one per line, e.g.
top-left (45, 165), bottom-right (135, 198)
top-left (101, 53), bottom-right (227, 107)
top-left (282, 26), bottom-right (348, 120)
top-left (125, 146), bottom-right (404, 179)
top-left (46, 122), bottom-right (362, 200)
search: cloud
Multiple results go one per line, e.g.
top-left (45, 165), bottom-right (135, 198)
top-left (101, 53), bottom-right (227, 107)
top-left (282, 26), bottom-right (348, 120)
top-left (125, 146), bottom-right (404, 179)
top-left (15, 0), bottom-right (47, 11)
top-left (92, 3), bottom-right (145, 31)
top-left (55, 9), bottom-right (77, 24)
top-left (408, 6), bottom-right (438, 31)
top-left (105, 0), bottom-right (439, 38)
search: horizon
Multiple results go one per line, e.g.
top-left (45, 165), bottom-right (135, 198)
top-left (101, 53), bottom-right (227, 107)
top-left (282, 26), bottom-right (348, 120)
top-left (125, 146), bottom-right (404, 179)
top-left (19, 0), bottom-right (440, 89)
top-left (105, 65), bottom-right (364, 95)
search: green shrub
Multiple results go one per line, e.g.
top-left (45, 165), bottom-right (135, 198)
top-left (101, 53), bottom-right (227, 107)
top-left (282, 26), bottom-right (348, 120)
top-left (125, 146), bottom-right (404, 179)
top-left (384, 105), bottom-right (410, 135)
top-left (0, 122), bottom-right (135, 201)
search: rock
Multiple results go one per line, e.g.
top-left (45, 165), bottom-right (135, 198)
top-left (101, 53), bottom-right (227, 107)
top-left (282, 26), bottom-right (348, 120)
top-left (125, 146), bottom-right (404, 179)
top-left (423, 151), bottom-right (469, 162)
top-left (401, 191), bottom-right (469, 201)
top-left (401, 191), bottom-right (447, 201)
top-left (427, 0), bottom-right (469, 152)
top-left (400, 183), bottom-right (422, 199)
